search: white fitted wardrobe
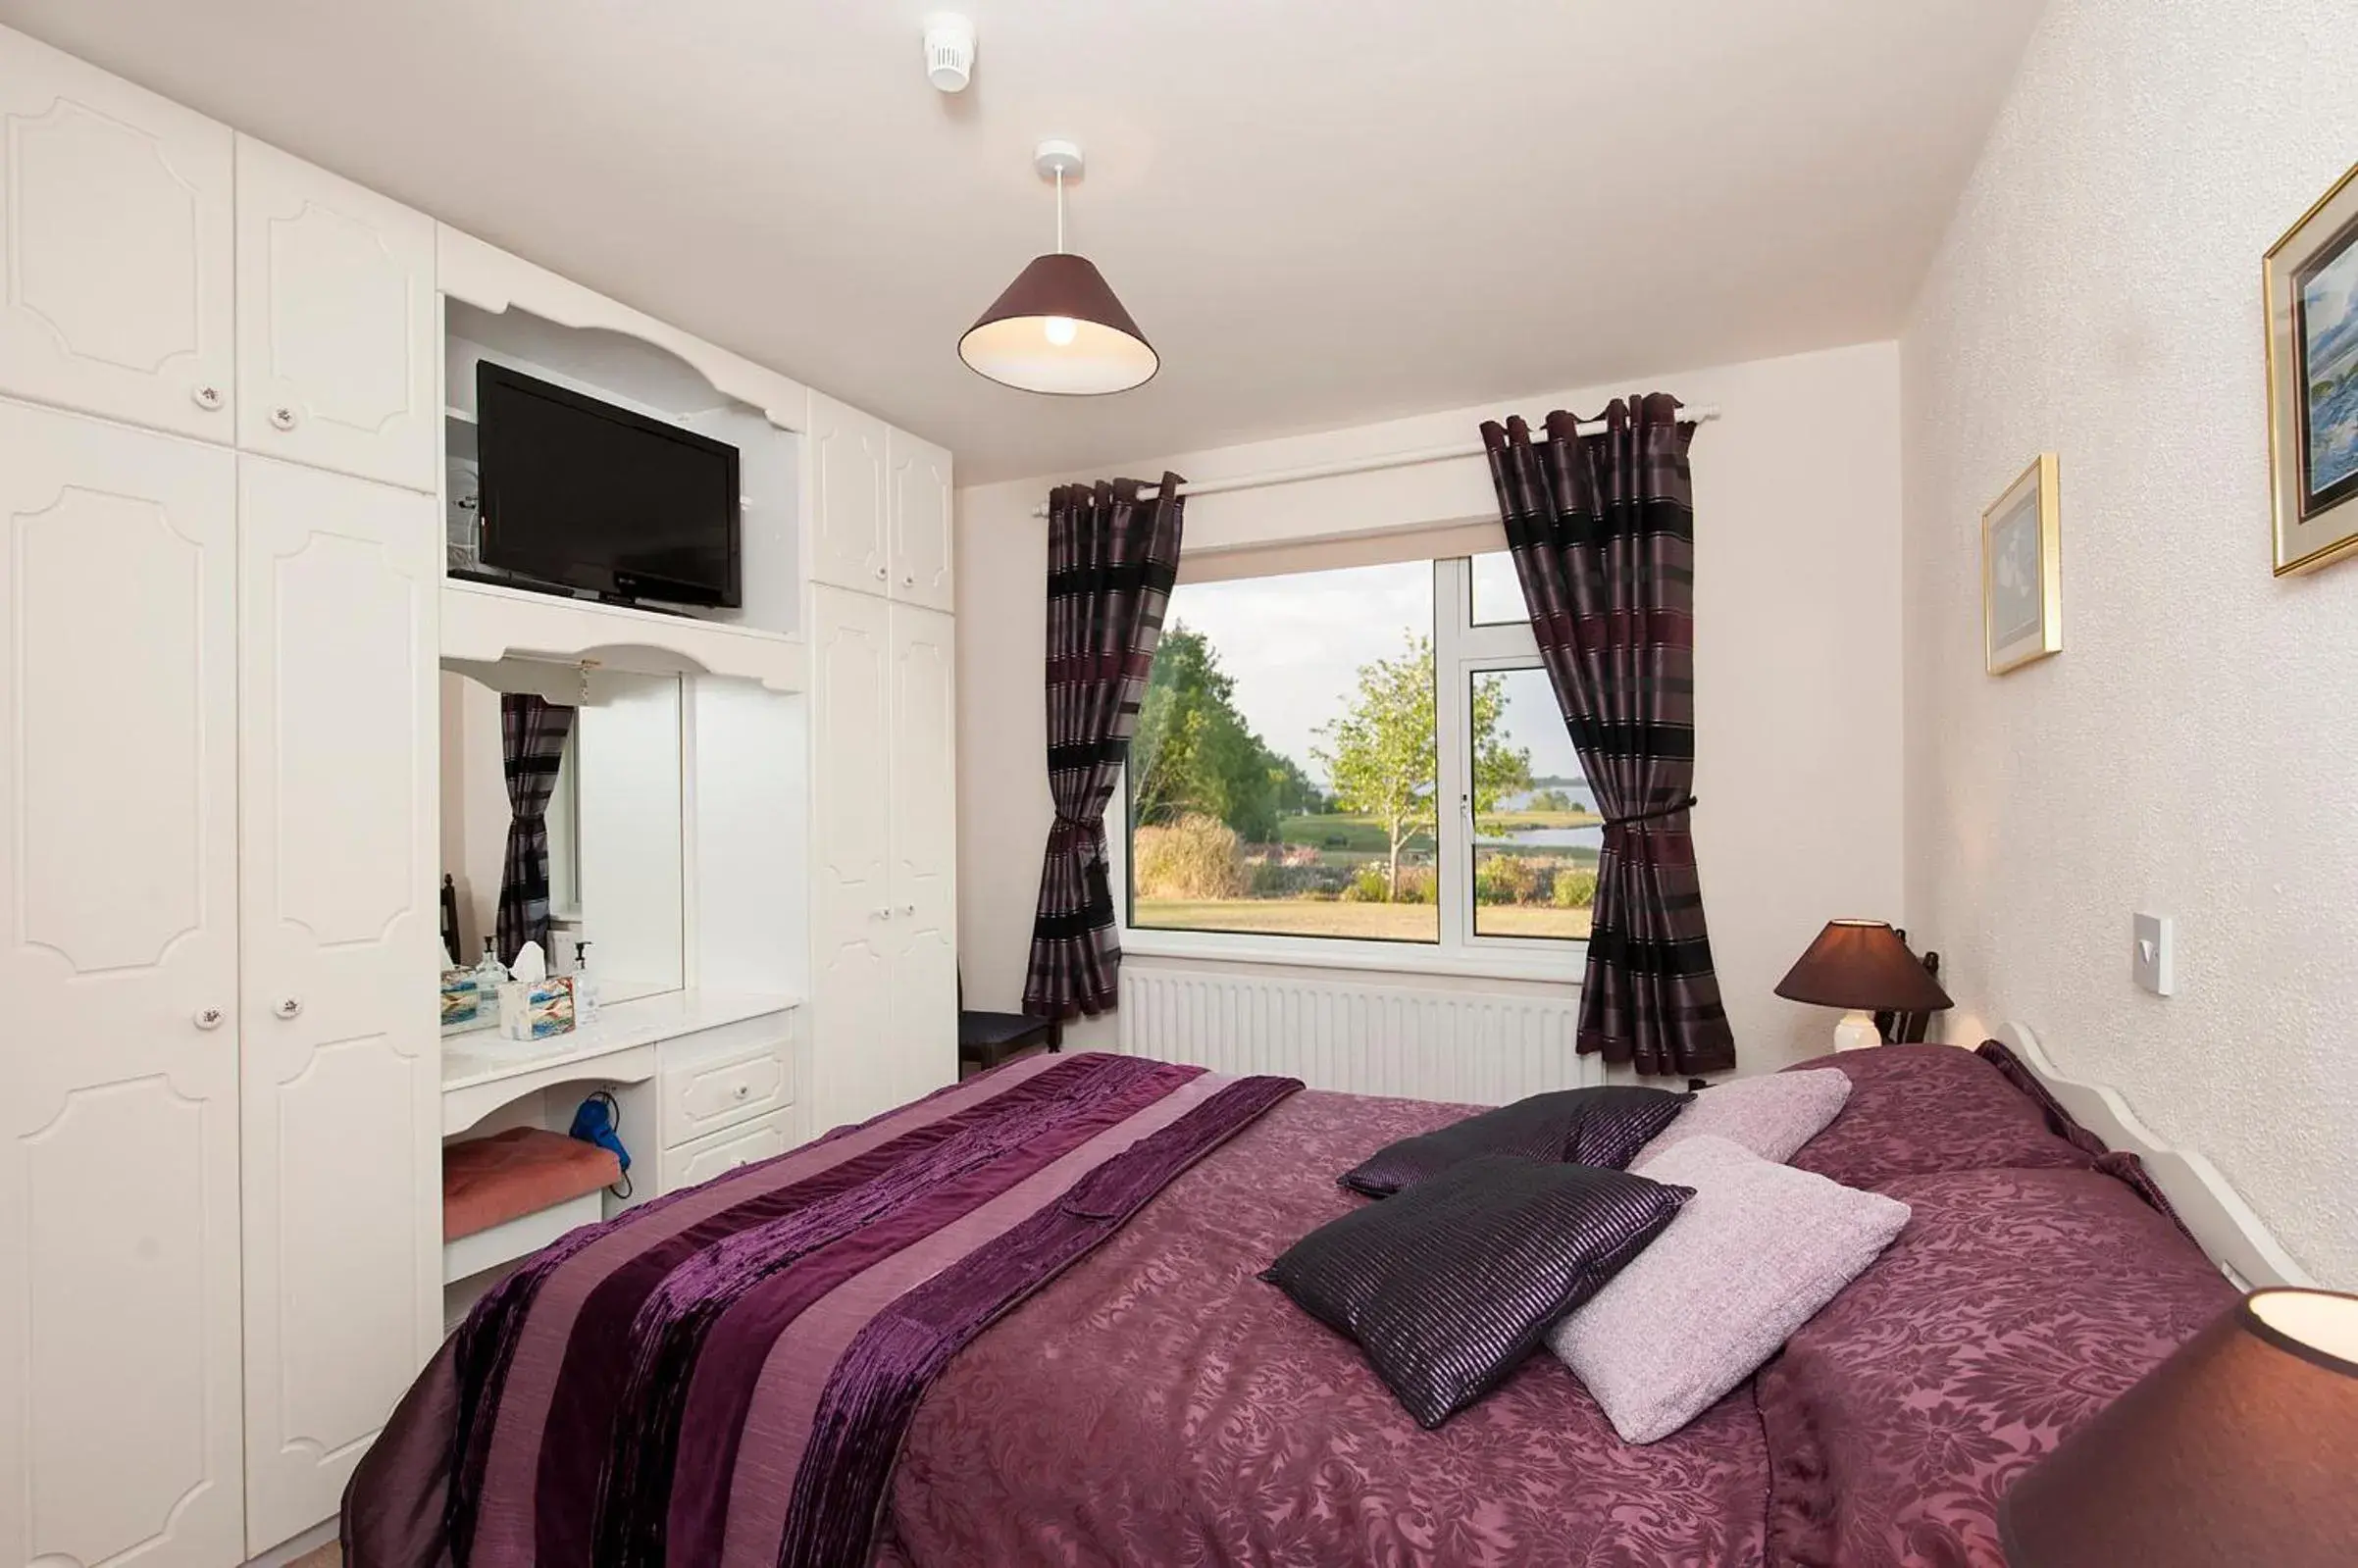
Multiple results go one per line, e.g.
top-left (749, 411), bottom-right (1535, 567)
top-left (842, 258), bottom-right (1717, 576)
top-left (0, 25), bottom-right (440, 1566)
top-left (807, 393), bottom-right (960, 1126)
top-left (0, 19), bottom-right (961, 1564)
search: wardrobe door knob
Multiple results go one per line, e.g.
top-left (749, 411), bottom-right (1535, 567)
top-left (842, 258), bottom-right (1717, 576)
top-left (191, 384), bottom-right (224, 412)
top-left (193, 1007), bottom-right (225, 1031)
top-left (275, 997), bottom-right (303, 1019)
top-left (901, 903), bottom-right (916, 916)
top-left (270, 406), bottom-right (299, 431)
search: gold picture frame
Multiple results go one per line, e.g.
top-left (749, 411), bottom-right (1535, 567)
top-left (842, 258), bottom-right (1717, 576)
top-left (2266, 158), bottom-right (2358, 575)
top-left (1982, 453), bottom-right (2062, 676)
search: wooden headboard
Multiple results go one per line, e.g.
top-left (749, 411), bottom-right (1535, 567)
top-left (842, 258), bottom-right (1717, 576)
top-left (1994, 1022), bottom-right (2315, 1290)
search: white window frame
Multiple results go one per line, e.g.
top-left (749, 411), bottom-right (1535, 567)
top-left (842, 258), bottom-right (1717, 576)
top-left (1113, 555), bottom-right (1589, 985)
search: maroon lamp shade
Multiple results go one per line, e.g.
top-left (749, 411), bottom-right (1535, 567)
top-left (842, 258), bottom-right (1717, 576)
top-left (1772, 920), bottom-right (1953, 1012)
top-left (2000, 1288), bottom-right (2358, 1566)
top-left (958, 252), bottom-right (1157, 396)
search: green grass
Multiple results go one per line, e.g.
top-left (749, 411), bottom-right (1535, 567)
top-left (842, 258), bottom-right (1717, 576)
top-left (1135, 897), bottom-right (1593, 941)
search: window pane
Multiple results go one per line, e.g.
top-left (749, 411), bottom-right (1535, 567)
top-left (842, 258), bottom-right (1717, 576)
top-left (1470, 666), bottom-right (1595, 940)
top-left (1469, 550), bottom-right (1527, 625)
top-left (1129, 561), bottom-right (1438, 943)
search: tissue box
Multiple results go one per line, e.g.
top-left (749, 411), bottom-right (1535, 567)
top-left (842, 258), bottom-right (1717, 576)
top-left (498, 976), bottom-right (576, 1040)
top-left (440, 969), bottom-right (487, 1028)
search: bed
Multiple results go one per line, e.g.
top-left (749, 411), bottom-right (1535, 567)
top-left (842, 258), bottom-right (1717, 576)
top-left (344, 1035), bottom-right (2264, 1568)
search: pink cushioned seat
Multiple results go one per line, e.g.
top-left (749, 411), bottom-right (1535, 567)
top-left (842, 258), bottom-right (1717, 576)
top-left (442, 1128), bottom-right (620, 1241)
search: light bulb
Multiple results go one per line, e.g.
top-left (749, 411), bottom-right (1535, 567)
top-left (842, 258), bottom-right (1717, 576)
top-left (1043, 315), bottom-right (1078, 347)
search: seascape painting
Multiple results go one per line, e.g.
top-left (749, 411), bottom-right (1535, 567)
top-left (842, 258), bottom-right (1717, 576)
top-left (2300, 215), bottom-right (2358, 515)
top-left (2269, 160), bottom-right (2358, 574)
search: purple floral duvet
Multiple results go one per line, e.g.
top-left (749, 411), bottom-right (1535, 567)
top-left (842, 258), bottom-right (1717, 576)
top-left (879, 1088), bottom-right (1773, 1568)
top-left (878, 1047), bottom-right (2235, 1568)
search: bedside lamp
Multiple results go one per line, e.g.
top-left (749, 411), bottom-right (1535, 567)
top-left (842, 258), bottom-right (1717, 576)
top-left (2000, 1287), bottom-right (2358, 1566)
top-left (1773, 919), bottom-right (1951, 1052)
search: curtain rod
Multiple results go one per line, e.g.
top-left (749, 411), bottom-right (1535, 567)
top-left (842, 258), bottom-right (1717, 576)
top-left (1027, 405), bottom-right (1719, 517)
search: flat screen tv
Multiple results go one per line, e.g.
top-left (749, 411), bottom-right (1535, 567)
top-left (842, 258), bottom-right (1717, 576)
top-left (476, 362), bottom-right (742, 608)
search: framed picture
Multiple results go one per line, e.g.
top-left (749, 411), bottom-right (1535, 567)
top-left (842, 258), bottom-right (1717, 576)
top-left (2266, 158), bottom-right (2358, 575)
top-left (1982, 453), bottom-right (2062, 676)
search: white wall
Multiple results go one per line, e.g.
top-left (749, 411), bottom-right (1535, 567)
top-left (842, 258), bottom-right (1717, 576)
top-left (959, 340), bottom-right (1906, 1072)
top-left (1901, 0), bottom-right (2358, 1284)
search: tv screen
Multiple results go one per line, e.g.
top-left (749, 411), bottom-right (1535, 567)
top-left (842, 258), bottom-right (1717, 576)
top-left (477, 362), bottom-right (741, 608)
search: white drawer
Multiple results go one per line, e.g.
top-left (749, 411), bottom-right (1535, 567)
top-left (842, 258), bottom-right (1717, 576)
top-left (657, 1036), bottom-right (792, 1149)
top-left (660, 1107), bottom-right (792, 1191)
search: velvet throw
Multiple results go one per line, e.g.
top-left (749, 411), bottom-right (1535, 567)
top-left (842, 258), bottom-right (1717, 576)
top-left (1481, 398), bottom-right (1735, 1077)
top-left (1021, 476), bottom-right (1186, 1019)
top-left (495, 692), bottom-right (574, 966)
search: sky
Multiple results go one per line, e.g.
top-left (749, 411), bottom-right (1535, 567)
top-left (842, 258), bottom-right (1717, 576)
top-left (1162, 556), bottom-right (1584, 792)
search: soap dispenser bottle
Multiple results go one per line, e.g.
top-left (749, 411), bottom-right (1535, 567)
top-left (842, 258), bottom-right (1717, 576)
top-left (471, 936), bottom-right (507, 995)
top-left (573, 937), bottom-right (600, 1026)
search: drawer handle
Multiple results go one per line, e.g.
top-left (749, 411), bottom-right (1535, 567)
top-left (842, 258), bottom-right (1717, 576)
top-left (734, 1084), bottom-right (751, 1099)
top-left (270, 405), bottom-right (299, 431)
top-left (191, 384), bottom-right (224, 412)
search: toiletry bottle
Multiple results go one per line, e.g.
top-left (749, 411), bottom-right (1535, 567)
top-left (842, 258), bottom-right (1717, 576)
top-left (472, 936), bottom-right (507, 994)
top-left (573, 938), bottom-right (599, 1026)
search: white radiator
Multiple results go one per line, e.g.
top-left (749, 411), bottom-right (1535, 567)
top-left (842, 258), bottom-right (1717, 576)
top-left (1115, 964), bottom-right (1600, 1103)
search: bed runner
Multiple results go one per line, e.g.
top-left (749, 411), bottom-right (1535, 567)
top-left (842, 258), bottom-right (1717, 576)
top-left (342, 1052), bottom-right (1299, 1568)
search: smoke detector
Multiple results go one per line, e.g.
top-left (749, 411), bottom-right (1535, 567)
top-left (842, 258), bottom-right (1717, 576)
top-left (924, 14), bottom-right (976, 93)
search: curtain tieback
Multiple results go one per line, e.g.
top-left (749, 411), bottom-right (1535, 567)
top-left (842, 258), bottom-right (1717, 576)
top-left (1047, 814), bottom-right (1108, 855)
top-left (1602, 794), bottom-right (1698, 830)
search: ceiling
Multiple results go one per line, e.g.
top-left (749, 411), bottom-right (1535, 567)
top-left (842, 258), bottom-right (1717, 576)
top-left (0, 0), bottom-right (2046, 481)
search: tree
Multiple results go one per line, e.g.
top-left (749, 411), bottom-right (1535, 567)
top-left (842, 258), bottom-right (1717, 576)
top-left (1470, 673), bottom-right (1531, 820)
top-left (1314, 637), bottom-right (1532, 900)
top-left (1129, 624), bottom-right (1309, 843)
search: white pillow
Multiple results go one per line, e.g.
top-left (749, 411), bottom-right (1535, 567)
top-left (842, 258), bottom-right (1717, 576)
top-left (1547, 1135), bottom-right (1909, 1443)
top-left (1632, 1067), bottom-right (1850, 1166)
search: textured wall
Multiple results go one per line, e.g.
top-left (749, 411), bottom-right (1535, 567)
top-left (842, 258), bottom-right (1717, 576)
top-left (1902, 0), bottom-right (2358, 1283)
top-left (959, 341), bottom-right (1906, 1075)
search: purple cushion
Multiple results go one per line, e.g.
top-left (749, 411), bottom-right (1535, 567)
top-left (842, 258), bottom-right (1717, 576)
top-left (1784, 1044), bottom-right (2093, 1189)
top-left (1756, 1166), bottom-right (2235, 1567)
top-left (1338, 1086), bottom-right (1691, 1197)
top-left (1262, 1154), bottom-right (1691, 1428)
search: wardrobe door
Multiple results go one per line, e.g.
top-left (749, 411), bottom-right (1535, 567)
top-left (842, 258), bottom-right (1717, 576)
top-left (809, 585), bottom-right (897, 1125)
top-left (0, 401), bottom-right (245, 1567)
top-left (888, 603), bottom-right (959, 1104)
top-left (808, 391), bottom-right (890, 594)
top-left (0, 26), bottom-right (235, 441)
top-left (887, 428), bottom-right (954, 612)
top-left (234, 136), bottom-right (438, 493)
top-left (236, 456), bottom-right (439, 1550)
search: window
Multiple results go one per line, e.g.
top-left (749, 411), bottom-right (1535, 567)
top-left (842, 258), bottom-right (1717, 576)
top-left (1122, 554), bottom-right (1595, 969)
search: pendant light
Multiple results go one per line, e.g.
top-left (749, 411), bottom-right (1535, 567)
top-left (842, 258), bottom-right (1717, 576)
top-left (959, 140), bottom-right (1158, 395)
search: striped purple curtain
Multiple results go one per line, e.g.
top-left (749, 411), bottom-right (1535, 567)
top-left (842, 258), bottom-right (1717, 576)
top-left (495, 693), bottom-right (575, 967)
top-left (1481, 396), bottom-right (1735, 1077)
top-left (1022, 476), bottom-right (1186, 1019)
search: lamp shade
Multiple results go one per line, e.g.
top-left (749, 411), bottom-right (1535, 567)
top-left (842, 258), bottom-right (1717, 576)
top-left (2000, 1288), bottom-right (2358, 1567)
top-left (1772, 920), bottom-right (1953, 1012)
top-left (958, 252), bottom-right (1157, 395)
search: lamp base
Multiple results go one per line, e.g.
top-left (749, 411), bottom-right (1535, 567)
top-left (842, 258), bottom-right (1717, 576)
top-left (1832, 1010), bottom-right (1883, 1053)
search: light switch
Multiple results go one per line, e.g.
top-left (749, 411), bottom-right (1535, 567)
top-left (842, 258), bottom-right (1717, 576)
top-left (2132, 912), bottom-right (2174, 996)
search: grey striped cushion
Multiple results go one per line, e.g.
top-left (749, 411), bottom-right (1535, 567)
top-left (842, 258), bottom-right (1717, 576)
top-left (1262, 1155), bottom-right (1692, 1428)
top-left (1338, 1087), bottom-right (1693, 1198)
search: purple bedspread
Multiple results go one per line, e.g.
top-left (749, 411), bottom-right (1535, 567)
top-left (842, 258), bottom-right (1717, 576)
top-left (878, 1088), bottom-right (1772, 1568)
top-left (341, 1053), bottom-right (1299, 1568)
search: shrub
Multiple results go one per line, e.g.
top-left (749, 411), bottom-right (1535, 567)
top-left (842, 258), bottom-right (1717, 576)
top-left (1550, 867), bottom-right (1599, 908)
top-left (1394, 866), bottom-right (1436, 904)
top-left (1342, 863), bottom-right (1390, 902)
top-left (1475, 854), bottom-right (1540, 906)
top-left (1133, 814), bottom-right (1246, 899)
